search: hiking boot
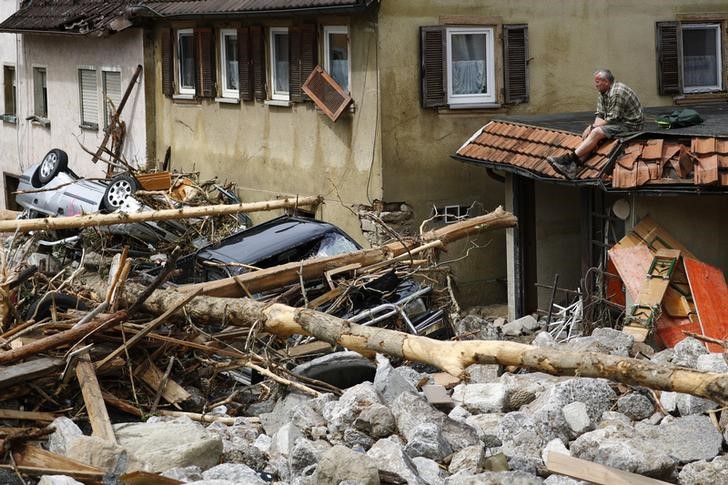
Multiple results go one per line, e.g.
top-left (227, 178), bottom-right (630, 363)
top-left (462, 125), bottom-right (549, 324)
top-left (547, 152), bottom-right (580, 179)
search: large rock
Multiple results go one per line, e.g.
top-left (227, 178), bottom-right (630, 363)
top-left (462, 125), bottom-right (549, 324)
top-left (314, 445), bottom-right (380, 485)
top-left (452, 383), bottom-right (506, 414)
top-left (270, 423), bottom-right (303, 457)
top-left (47, 417), bottom-right (83, 456)
top-left (465, 413), bottom-right (503, 446)
top-left (444, 470), bottom-right (543, 484)
top-left (497, 412), bottom-right (548, 472)
top-left (590, 327), bottom-right (634, 356)
top-left (323, 382), bottom-right (382, 434)
top-left (697, 353), bottom-right (728, 373)
top-left (201, 463), bottom-right (265, 484)
top-left (353, 402), bottom-right (396, 438)
top-left (288, 438), bottom-right (331, 476)
top-left (616, 393), bottom-right (654, 421)
top-left (112, 416), bottom-right (223, 472)
top-left (404, 423), bottom-right (452, 460)
top-left (374, 355), bottom-right (429, 405)
top-left (368, 437), bottom-right (424, 484)
top-left (391, 391), bottom-right (479, 453)
top-left (448, 445), bottom-right (486, 474)
top-left (413, 456), bottom-right (448, 485)
top-left (465, 364), bottom-right (501, 383)
top-left (672, 337), bottom-right (708, 368)
top-left (678, 454), bottom-right (728, 484)
top-left (65, 435), bottom-right (146, 472)
top-left (259, 392), bottom-right (311, 436)
top-left (561, 402), bottom-right (592, 435)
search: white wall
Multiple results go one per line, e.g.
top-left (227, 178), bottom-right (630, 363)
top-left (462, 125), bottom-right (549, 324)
top-left (7, 28), bottom-right (147, 196)
top-left (0, 0), bottom-right (20, 205)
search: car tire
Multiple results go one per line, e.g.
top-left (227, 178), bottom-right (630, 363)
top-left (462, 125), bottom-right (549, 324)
top-left (102, 173), bottom-right (139, 212)
top-left (23, 292), bottom-right (87, 321)
top-left (36, 149), bottom-right (69, 185)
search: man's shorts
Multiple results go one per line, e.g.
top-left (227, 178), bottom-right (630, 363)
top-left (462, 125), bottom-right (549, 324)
top-left (599, 123), bottom-right (639, 139)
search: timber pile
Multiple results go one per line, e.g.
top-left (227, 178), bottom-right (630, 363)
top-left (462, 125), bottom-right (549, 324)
top-left (1, 205), bottom-right (727, 484)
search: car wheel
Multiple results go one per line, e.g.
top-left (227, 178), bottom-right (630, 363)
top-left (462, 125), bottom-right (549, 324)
top-left (102, 173), bottom-right (139, 212)
top-left (36, 149), bottom-right (69, 185)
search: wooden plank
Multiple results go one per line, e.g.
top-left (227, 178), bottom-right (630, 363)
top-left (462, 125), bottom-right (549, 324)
top-left (136, 171), bottom-right (172, 191)
top-left (13, 444), bottom-right (103, 474)
top-left (684, 257), bottom-right (728, 352)
top-left (121, 470), bottom-right (183, 485)
top-left (75, 352), bottom-right (116, 443)
top-left (0, 357), bottom-right (63, 389)
top-left (138, 361), bottom-right (190, 405)
top-left (546, 451), bottom-right (671, 485)
top-left (0, 409), bottom-right (57, 422)
top-left (0, 464), bottom-right (103, 483)
top-left (287, 340), bottom-right (333, 358)
top-left (612, 215), bottom-right (695, 258)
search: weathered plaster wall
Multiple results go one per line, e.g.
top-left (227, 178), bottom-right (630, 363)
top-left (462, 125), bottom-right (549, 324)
top-left (13, 29), bottom-right (147, 181)
top-left (153, 16), bottom-right (381, 241)
top-left (0, 0), bottom-right (20, 206)
top-left (377, 0), bottom-right (728, 306)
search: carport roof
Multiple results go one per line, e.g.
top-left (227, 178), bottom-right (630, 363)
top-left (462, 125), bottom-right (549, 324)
top-left (454, 103), bottom-right (728, 193)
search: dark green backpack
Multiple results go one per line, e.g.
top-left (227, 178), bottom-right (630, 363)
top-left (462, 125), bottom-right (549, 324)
top-left (656, 108), bottom-right (703, 129)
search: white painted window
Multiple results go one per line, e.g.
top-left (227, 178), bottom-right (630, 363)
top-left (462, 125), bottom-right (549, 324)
top-left (270, 27), bottom-right (289, 100)
top-left (433, 205), bottom-right (470, 224)
top-left (446, 27), bottom-right (496, 105)
top-left (323, 26), bottom-right (350, 92)
top-left (102, 70), bottom-right (121, 127)
top-left (79, 68), bottom-right (98, 128)
top-left (177, 28), bottom-right (195, 95)
top-left (682, 24), bottom-right (722, 93)
top-left (33, 67), bottom-right (48, 117)
top-left (220, 29), bottom-right (239, 98)
top-left (3, 66), bottom-right (15, 118)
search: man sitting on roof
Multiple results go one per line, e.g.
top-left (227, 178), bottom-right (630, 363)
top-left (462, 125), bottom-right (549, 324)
top-left (547, 69), bottom-right (643, 179)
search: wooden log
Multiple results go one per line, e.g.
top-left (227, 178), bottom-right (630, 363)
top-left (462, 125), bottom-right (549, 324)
top-left (11, 444), bottom-right (104, 482)
top-left (0, 311), bottom-right (127, 366)
top-left (0, 357), bottom-right (64, 389)
top-left (75, 352), bottom-right (116, 443)
top-left (0, 409), bottom-right (57, 422)
top-left (182, 206), bottom-right (517, 298)
top-left (134, 288), bottom-right (728, 405)
top-left (0, 196), bottom-right (322, 234)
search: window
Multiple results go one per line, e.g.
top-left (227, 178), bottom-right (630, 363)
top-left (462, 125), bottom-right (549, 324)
top-left (270, 27), bottom-right (289, 100)
top-left (33, 67), bottom-right (48, 118)
top-left (79, 68), bottom-right (98, 129)
top-left (2, 66), bottom-right (15, 121)
top-left (682, 24), bottom-right (722, 92)
top-left (323, 26), bottom-right (350, 91)
top-left (657, 21), bottom-right (724, 95)
top-left (432, 205), bottom-right (471, 224)
top-left (220, 29), bottom-right (239, 98)
top-left (177, 29), bottom-right (195, 95)
top-left (446, 27), bottom-right (495, 105)
top-left (420, 24), bottom-right (528, 108)
top-left (102, 70), bottom-right (121, 127)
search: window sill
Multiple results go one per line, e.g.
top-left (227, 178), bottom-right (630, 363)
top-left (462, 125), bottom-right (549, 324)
top-left (27, 115), bottom-right (51, 127)
top-left (79, 123), bottom-right (99, 131)
top-left (436, 104), bottom-right (508, 115)
top-left (673, 91), bottom-right (728, 105)
top-left (172, 94), bottom-right (197, 102)
top-left (264, 99), bottom-right (292, 107)
top-left (447, 103), bottom-right (502, 110)
top-left (215, 97), bottom-right (240, 104)
top-left (1, 114), bottom-right (16, 124)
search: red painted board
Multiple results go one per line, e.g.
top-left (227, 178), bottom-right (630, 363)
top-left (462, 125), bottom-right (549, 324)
top-left (608, 245), bottom-right (652, 300)
top-left (684, 257), bottom-right (728, 352)
top-left (655, 314), bottom-right (702, 350)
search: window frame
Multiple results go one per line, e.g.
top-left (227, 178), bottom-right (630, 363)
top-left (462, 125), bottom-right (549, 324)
top-left (269, 27), bottom-right (290, 101)
top-left (445, 26), bottom-right (496, 105)
top-left (219, 28), bottom-right (240, 99)
top-left (102, 68), bottom-right (122, 128)
top-left (323, 25), bottom-right (350, 92)
top-left (177, 28), bottom-right (195, 96)
top-left (32, 66), bottom-right (48, 118)
top-left (681, 23), bottom-right (723, 93)
top-left (3, 65), bottom-right (16, 120)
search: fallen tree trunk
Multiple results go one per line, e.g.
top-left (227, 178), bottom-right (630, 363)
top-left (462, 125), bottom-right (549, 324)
top-left (0, 196), bottom-right (322, 234)
top-left (134, 288), bottom-right (728, 405)
top-left (182, 206), bottom-right (518, 298)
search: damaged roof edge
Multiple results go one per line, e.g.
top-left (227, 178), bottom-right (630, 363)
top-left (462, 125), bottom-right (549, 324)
top-left (452, 154), bottom-right (600, 187)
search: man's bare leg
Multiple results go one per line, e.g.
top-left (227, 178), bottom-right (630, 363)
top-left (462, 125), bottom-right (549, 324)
top-left (574, 127), bottom-right (607, 161)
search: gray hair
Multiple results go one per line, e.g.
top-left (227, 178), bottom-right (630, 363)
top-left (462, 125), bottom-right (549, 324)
top-left (594, 69), bottom-right (614, 82)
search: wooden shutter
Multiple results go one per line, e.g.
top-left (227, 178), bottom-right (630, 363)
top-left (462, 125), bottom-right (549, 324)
top-left (289, 25), bottom-right (317, 102)
top-left (161, 28), bottom-right (174, 96)
top-left (420, 26), bottom-right (446, 108)
top-left (196, 28), bottom-right (215, 98)
top-left (503, 24), bottom-right (529, 104)
top-left (251, 25), bottom-right (266, 101)
top-left (238, 26), bottom-right (253, 101)
top-left (303, 65), bottom-right (352, 122)
top-left (657, 21), bottom-right (681, 95)
top-left (79, 69), bottom-right (98, 126)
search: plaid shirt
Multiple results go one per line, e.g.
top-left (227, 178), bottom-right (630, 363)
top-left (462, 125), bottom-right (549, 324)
top-left (595, 82), bottom-right (644, 130)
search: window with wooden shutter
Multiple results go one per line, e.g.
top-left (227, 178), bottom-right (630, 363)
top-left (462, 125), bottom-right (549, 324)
top-left (238, 26), bottom-right (253, 101)
top-left (79, 68), bottom-right (98, 128)
top-left (251, 25), bottom-right (266, 101)
top-left (302, 65), bottom-right (352, 122)
top-left (196, 28), bottom-right (215, 98)
top-left (503, 24), bottom-right (529, 104)
top-left (220, 28), bottom-right (239, 99)
top-left (289, 27), bottom-right (303, 102)
top-left (33, 67), bottom-right (48, 118)
top-left (323, 26), bottom-right (349, 92)
top-left (3, 65), bottom-right (16, 118)
top-left (103, 70), bottom-right (121, 127)
top-left (177, 29), bottom-right (195, 95)
top-left (420, 26), bottom-right (446, 108)
top-left (161, 28), bottom-right (174, 96)
top-left (657, 22), bottom-right (681, 95)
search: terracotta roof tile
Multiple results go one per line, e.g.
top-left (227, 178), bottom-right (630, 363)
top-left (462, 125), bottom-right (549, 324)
top-left (717, 139), bottom-right (728, 155)
top-left (694, 154), bottom-right (719, 185)
top-left (642, 139), bottom-right (664, 160)
top-left (719, 155), bottom-right (728, 169)
top-left (616, 150), bottom-right (640, 170)
top-left (692, 137), bottom-right (717, 155)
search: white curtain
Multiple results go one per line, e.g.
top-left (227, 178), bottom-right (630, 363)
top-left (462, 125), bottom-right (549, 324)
top-left (684, 55), bottom-right (718, 87)
top-left (330, 60), bottom-right (348, 90)
top-left (451, 34), bottom-right (486, 95)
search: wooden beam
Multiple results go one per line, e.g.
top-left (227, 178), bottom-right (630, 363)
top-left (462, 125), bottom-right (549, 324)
top-left (0, 409), bottom-right (57, 422)
top-left (0, 357), bottom-right (63, 389)
top-left (137, 361), bottom-right (190, 405)
top-left (545, 452), bottom-right (671, 485)
top-left (75, 352), bottom-right (116, 443)
top-left (0, 196), bottom-right (322, 234)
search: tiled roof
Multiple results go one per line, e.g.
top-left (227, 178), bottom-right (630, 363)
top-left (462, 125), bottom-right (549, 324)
top-left (456, 120), bottom-right (618, 181)
top-left (456, 120), bottom-right (728, 189)
top-left (0, 1), bottom-right (134, 35)
top-left (142, 0), bottom-right (372, 16)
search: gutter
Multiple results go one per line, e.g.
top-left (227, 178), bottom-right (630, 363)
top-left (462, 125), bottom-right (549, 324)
top-left (127, 1), bottom-right (377, 20)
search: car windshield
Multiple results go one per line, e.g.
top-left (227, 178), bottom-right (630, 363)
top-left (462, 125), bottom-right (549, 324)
top-left (309, 232), bottom-right (360, 259)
